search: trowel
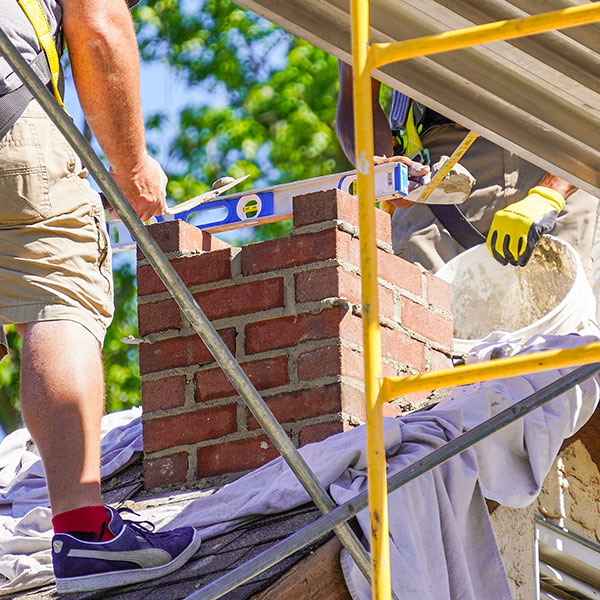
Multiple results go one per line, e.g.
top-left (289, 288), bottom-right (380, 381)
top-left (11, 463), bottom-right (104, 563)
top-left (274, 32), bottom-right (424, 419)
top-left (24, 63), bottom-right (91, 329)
top-left (163, 175), bottom-right (250, 216)
top-left (404, 155), bottom-right (476, 205)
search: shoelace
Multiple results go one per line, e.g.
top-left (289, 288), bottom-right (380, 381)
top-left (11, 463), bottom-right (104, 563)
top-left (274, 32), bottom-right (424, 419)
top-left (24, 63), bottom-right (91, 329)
top-left (117, 507), bottom-right (156, 539)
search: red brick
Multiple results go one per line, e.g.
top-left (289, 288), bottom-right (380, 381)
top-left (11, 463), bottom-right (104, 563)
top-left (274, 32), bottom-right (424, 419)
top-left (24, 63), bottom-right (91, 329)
top-left (247, 384), bottom-right (344, 430)
top-left (298, 421), bottom-right (347, 446)
top-left (292, 189), bottom-right (391, 245)
top-left (245, 306), bottom-right (350, 355)
top-left (338, 313), bottom-right (367, 348)
top-left (138, 299), bottom-right (181, 336)
top-left (297, 344), bottom-right (363, 381)
top-left (193, 278), bottom-right (283, 321)
top-left (373, 286), bottom-right (395, 321)
top-left (293, 189), bottom-right (358, 228)
top-left (375, 208), bottom-right (392, 246)
top-left (401, 298), bottom-right (453, 346)
top-left (382, 403), bottom-right (403, 418)
top-left (143, 404), bottom-right (238, 453)
top-left (144, 452), bottom-right (188, 489)
top-left (338, 314), bottom-right (426, 371)
top-left (378, 251), bottom-right (422, 297)
top-left (298, 345), bottom-right (342, 381)
top-left (137, 249), bottom-right (233, 296)
top-left (138, 220), bottom-right (231, 257)
top-left (295, 266), bottom-right (359, 304)
top-left (294, 267), bottom-right (394, 321)
top-left (425, 272), bottom-right (451, 312)
top-left (139, 328), bottom-right (236, 374)
top-left (195, 356), bottom-right (289, 402)
top-left (380, 327), bottom-right (426, 372)
top-left (241, 228), bottom-right (362, 276)
top-left (429, 349), bottom-right (453, 373)
top-left (337, 230), bottom-right (366, 269)
top-left (382, 360), bottom-right (398, 378)
top-left (196, 435), bottom-right (280, 477)
top-left (142, 375), bottom-right (186, 413)
top-left (339, 383), bottom-right (367, 422)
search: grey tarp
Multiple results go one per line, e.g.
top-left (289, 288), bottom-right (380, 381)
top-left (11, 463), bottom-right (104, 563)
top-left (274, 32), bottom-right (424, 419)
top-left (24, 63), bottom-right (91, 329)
top-left (1, 332), bottom-right (599, 598)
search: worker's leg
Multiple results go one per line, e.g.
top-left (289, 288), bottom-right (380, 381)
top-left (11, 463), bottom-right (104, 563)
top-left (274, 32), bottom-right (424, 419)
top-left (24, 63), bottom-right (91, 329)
top-left (18, 319), bottom-right (104, 516)
top-left (1, 99), bottom-right (200, 594)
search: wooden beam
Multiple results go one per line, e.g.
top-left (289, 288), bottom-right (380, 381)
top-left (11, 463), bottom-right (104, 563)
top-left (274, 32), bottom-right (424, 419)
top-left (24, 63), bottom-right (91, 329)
top-left (251, 537), bottom-right (353, 600)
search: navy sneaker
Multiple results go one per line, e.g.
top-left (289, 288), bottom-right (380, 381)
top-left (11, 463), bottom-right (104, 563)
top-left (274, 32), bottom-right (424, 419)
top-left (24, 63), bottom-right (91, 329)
top-left (52, 506), bottom-right (201, 593)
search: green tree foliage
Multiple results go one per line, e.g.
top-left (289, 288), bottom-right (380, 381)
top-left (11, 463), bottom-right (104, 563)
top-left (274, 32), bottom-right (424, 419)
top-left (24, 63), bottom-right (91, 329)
top-left (0, 327), bottom-right (22, 433)
top-left (102, 263), bottom-right (142, 413)
top-left (0, 0), bottom-right (350, 435)
top-left (135, 0), bottom-right (350, 216)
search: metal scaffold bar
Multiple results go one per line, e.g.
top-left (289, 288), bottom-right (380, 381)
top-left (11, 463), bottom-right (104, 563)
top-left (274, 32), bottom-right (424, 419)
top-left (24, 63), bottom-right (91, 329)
top-left (0, 28), bottom-right (377, 591)
top-left (188, 362), bottom-right (600, 600)
top-left (371, 3), bottom-right (600, 68)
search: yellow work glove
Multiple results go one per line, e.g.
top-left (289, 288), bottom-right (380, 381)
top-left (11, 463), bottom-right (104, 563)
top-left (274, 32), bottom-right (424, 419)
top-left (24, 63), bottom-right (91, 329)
top-left (486, 186), bottom-right (565, 266)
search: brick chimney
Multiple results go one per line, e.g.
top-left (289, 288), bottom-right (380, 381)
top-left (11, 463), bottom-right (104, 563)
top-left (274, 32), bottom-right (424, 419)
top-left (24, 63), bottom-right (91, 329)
top-left (137, 189), bottom-right (453, 490)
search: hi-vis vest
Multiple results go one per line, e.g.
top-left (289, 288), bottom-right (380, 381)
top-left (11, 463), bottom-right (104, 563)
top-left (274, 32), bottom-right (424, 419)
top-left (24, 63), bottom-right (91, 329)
top-left (389, 91), bottom-right (430, 165)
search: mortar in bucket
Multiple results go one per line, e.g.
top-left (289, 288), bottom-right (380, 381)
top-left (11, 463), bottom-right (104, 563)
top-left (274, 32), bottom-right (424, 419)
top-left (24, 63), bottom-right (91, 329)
top-left (435, 235), bottom-right (597, 355)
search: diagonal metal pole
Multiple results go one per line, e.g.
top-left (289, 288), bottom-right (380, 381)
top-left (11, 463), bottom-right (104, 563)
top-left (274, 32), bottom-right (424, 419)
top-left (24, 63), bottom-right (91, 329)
top-left (0, 28), bottom-right (380, 592)
top-left (186, 362), bottom-right (600, 600)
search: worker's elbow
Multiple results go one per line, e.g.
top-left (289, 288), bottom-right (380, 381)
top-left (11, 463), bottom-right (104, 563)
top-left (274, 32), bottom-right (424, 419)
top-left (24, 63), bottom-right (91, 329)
top-left (335, 112), bottom-right (356, 165)
top-left (63, 5), bottom-right (133, 52)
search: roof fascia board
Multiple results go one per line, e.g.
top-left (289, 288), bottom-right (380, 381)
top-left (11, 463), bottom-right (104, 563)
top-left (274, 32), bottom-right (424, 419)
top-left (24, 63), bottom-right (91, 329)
top-left (238, 0), bottom-right (600, 196)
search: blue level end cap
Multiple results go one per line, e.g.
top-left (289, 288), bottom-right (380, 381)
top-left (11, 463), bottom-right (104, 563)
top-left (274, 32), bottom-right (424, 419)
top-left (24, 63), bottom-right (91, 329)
top-left (394, 162), bottom-right (409, 196)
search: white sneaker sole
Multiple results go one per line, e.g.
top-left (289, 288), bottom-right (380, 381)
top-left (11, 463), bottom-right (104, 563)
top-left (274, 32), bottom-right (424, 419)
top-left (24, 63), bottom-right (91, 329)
top-left (55, 530), bottom-right (201, 593)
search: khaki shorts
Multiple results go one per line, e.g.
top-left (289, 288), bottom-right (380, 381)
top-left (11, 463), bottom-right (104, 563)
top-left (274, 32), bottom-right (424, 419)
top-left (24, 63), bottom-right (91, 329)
top-left (0, 100), bottom-right (114, 357)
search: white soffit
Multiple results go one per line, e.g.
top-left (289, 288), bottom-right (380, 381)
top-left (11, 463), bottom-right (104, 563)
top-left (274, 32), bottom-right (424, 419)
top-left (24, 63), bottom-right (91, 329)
top-left (236, 0), bottom-right (600, 196)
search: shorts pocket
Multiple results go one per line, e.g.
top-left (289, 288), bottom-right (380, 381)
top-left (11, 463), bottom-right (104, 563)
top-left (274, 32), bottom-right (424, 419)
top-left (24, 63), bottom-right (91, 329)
top-left (0, 119), bottom-right (50, 227)
top-left (93, 213), bottom-right (113, 291)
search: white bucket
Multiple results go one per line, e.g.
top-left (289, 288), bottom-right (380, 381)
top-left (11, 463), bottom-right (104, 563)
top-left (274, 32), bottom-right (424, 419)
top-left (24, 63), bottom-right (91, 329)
top-left (435, 235), bottom-right (597, 355)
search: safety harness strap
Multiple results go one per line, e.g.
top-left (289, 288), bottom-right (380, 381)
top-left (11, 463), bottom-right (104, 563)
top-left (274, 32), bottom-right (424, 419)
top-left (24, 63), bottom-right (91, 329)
top-left (429, 204), bottom-right (486, 249)
top-left (17, 0), bottom-right (64, 108)
top-left (0, 49), bottom-right (51, 140)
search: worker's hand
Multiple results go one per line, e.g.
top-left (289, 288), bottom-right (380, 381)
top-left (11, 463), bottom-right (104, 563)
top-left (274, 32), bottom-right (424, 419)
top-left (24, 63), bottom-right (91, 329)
top-left (374, 154), bottom-right (430, 209)
top-left (374, 154), bottom-right (430, 187)
top-left (109, 153), bottom-right (168, 222)
top-left (486, 186), bottom-right (565, 266)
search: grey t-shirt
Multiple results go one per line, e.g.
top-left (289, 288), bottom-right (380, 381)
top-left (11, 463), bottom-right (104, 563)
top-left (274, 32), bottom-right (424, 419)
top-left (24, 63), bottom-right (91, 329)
top-left (0, 0), bottom-right (62, 95)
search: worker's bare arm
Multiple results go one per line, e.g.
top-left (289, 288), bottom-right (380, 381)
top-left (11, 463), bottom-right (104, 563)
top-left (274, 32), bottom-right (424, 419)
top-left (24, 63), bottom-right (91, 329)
top-left (336, 61), bottom-right (394, 165)
top-left (62, 0), bottom-right (166, 221)
top-left (537, 173), bottom-right (577, 200)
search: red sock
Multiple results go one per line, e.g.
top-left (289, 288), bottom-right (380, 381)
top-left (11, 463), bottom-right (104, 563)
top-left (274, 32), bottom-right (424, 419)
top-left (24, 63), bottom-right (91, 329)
top-left (52, 505), bottom-right (114, 542)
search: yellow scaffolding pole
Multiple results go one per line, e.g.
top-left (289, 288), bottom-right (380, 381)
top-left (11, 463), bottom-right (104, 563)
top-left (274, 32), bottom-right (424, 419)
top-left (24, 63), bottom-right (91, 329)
top-left (351, 3), bottom-right (600, 600)
top-left (380, 342), bottom-right (600, 401)
top-left (372, 3), bottom-right (600, 68)
top-left (350, 2), bottom-right (390, 599)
